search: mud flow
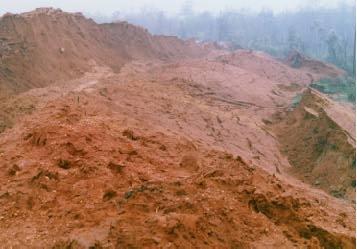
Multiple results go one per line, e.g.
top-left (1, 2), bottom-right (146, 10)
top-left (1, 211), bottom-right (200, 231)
top-left (0, 8), bottom-right (355, 249)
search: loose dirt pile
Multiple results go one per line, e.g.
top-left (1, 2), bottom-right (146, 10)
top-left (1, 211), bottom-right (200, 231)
top-left (0, 69), bottom-right (355, 248)
top-left (0, 8), bottom-right (208, 97)
top-left (0, 8), bottom-right (355, 249)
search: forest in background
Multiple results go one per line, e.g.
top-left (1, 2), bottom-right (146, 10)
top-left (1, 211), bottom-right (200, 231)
top-left (91, 3), bottom-right (356, 76)
top-left (90, 2), bottom-right (356, 103)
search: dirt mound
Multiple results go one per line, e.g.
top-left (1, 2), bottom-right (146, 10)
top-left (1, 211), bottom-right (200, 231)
top-left (0, 87), bottom-right (354, 248)
top-left (285, 50), bottom-right (345, 79)
top-left (0, 8), bottom-right (208, 97)
top-left (0, 9), bottom-right (355, 248)
top-left (272, 89), bottom-right (356, 200)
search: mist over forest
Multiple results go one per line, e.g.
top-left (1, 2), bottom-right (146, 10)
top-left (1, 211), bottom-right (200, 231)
top-left (90, 2), bottom-right (356, 76)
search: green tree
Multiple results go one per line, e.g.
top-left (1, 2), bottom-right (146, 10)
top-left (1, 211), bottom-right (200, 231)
top-left (326, 30), bottom-right (340, 64)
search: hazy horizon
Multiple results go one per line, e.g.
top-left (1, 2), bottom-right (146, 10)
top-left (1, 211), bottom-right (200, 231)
top-left (0, 0), bottom-right (355, 16)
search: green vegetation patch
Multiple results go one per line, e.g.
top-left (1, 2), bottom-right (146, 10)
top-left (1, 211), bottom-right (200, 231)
top-left (291, 94), bottom-right (303, 108)
top-left (310, 76), bottom-right (356, 104)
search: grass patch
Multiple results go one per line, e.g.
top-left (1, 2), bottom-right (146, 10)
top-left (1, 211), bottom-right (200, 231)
top-left (291, 94), bottom-right (302, 108)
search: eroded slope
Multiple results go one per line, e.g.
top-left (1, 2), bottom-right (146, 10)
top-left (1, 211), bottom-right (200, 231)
top-left (0, 68), bottom-right (354, 248)
top-left (0, 8), bottom-right (208, 97)
top-left (272, 89), bottom-right (356, 200)
top-left (0, 8), bottom-right (355, 249)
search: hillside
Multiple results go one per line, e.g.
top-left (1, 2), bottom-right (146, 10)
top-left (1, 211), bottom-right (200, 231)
top-left (0, 8), bottom-right (208, 97)
top-left (0, 9), bottom-right (355, 249)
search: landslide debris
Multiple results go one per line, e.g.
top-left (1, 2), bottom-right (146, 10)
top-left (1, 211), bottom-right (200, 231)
top-left (0, 8), bottom-right (354, 249)
top-left (272, 89), bottom-right (356, 201)
top-left (0, 8), bottom-right (208, 97)
top-left (0, 60), bottom-right (353, 248)
top-left (0, 105), bottom-right (354, 248)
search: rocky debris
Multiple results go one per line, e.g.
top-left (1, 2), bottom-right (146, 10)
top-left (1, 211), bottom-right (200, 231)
top-left (107, 161), bottom-right (125, 174)
top-left (58, 159), bottom-right (71, 169)
top-left (122, 129), bottom-right (139, 141)
top-left (7, 164), bottom-right (20, 176)
top-left (103, 190), bottom-right (117, 201)
top-left (304, 106), bottom-right (319, 118)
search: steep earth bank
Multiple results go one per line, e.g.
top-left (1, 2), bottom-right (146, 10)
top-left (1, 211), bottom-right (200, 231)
top-left (271, 89), bottom-right (355, 201)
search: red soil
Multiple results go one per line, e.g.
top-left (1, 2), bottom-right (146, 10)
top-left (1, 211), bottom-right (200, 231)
top-left (0, 8), bottom-right (355, 249)
top-left (0, 8), bottom-right (208, 97)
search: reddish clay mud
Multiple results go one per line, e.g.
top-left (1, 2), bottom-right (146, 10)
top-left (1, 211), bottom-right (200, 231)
top-left (0, 8), bottom-right (355, 249)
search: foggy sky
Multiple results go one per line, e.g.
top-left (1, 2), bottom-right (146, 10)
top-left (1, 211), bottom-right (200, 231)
top-left (0, 0), bottom-right (355, 16)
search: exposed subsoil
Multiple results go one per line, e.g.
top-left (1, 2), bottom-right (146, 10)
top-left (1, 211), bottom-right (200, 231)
top-left (0, 8), bottom-right (355, 249)
top-left (271, 89), bottom-right (356, 201)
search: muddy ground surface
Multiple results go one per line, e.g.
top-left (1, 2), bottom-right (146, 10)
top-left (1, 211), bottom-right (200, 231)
top-left (0, 8), bottom-right (355, 249)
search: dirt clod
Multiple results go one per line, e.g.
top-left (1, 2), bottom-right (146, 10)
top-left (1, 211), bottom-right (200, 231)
top-left (58, 159), bottom-right (71, 169)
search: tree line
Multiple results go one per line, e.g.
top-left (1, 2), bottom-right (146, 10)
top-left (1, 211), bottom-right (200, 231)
top-left (90, 3), bottom-right (356, 76)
